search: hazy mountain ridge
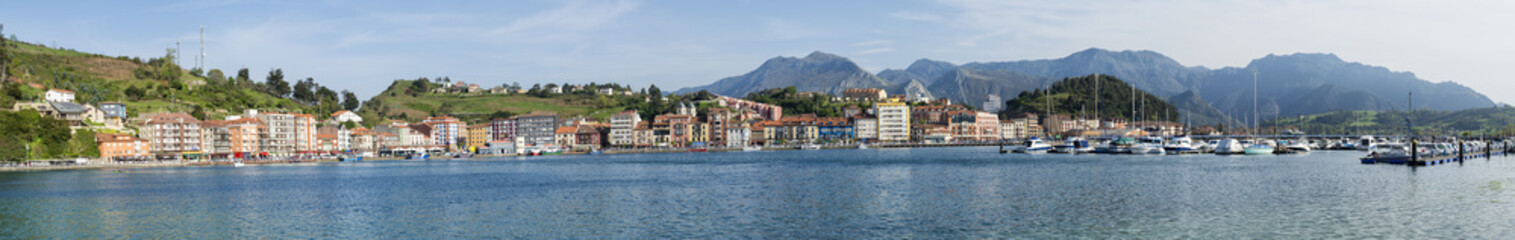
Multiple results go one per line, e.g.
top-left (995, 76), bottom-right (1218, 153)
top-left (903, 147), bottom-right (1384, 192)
top-left (676, 49), bottom-right (1495, 125)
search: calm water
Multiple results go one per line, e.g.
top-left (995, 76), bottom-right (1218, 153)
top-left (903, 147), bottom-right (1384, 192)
top-left (2, 147), bottom-right (1514, 238)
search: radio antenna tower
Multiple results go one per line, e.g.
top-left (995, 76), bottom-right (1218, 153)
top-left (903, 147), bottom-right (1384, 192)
top-left (197, 25), bottom-right (205, 70)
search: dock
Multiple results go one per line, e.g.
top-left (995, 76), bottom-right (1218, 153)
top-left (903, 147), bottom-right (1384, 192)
top-left (1360, 143), bottom-right (1512, 166)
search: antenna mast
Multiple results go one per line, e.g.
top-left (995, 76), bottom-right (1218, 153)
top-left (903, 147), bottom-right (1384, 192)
top-left (198, 25), bottom-right (205, 70)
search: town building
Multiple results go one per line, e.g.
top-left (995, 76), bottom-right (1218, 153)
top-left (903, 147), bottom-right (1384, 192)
top-left (423, 116), bottom-right (463, 149)
top-left (292, 114), bottom-right (318, 153)
top-left (948, 111), bottom-right (1001, 141)
top-left (851, 114), bottom-right (878, 142)
top-left (490, 117), bottom-right (517, 142)
top-left (250, 111), bottom-right (295, 155)
top-left (330, 110), bottom-right (363, 123)
top-left (466, 123), bottom-right (491, 151)
top-left (100, 102), bottom-right (127, 128)
top-left (874, 101), bottom-right (911, 142)
top-left (96, 133), bottom-right (150, 160)
top-left (841, 88), bottom-right (888, 102)
top-left (140, 112), bottom-right (202, 158)
top-left (515, 112), bottom-right (559, 146)
top-left (609, 110), bottom-right (640, 147)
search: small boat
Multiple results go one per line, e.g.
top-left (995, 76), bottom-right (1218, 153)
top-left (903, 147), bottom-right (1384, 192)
top-left (406, 153), bottom-right (429, 160)
top-left (1051, 137), bottom-right (1093, 154)
top-left (857, 144), bottom-right (869, 149)
top-left (742, 146), bottom-right (763, 152)
top-left (1244, 139), bottom-right (1275, 155)
top-left (1094, 137), bottom-right (1136, 154)
top-left (799, 144), bottom-right (822, 150)
top-left (1361, 143), bottom-right (1412, 164)
top-left (1283, 139), bottom-right (1312, 153)
top-left (1014, 137), bottom-right (1053, 154)
top-left (339, 154), bottom-right (363, 162)
top-left (1355, 136), bottom-right (1376, 151)
top-left (233, 162), bottom-right (246, 167)
top-left (1213, 138), bottom-right (1244, 155)
top-left (689, 148), bottom-right (708, 152)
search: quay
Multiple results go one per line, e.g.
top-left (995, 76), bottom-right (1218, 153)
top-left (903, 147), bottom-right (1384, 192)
top-left (1361, 141), bottom-right (1513, 166)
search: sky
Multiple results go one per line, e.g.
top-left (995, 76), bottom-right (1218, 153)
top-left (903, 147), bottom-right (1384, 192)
top-left (3, 0), bottom-right (1514, 104)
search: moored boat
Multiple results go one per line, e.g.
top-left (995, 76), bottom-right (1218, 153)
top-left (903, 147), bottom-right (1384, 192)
top-left (1014, 137), bottom-right (1053, 154)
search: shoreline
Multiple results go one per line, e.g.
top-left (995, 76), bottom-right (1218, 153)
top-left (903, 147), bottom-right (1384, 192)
top-left (0, 143), bottom-right (1001, 173)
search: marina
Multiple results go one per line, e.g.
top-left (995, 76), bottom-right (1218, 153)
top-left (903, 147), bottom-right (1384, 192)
top-left (3, 147), bottom-right (1514, 238)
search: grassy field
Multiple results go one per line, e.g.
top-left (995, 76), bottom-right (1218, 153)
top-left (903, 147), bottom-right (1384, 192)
top-left (359, 81), bottom-right (631, 124)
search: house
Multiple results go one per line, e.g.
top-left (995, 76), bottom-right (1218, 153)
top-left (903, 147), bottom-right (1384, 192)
top-left (555, 126), bottom-right (577, 148)
top-left (100, 102), bottom-right (127, 128)
top-left (491, 87), bottom-right (508, 94)
top-left (45, 89), bottom-right (74, 102)
top-left (330, 110), bottom-right (363, 123)
top-left (841, 88), bottom-right (887, 102)
top-left (573, 125), bottom-right (603, 151)
top-left (597, 88), bottom-right (614, 95)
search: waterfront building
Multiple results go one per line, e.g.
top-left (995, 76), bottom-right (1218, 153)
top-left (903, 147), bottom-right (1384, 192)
top-left (96, 133), bottom-right (150, 160)
top-left (609, 110), bottom-right (640, 147)
top-left (573, 125), bottom-right (603, 151)
top-left (851, 114), bottom-right (878, 142)
top-left (912, 124), bottom-right (951, 143)
top-left (467, 123), bottom-right (491, 151)
top-left (200, 118), bottom-right (265, 157)
top-left (632, 121), bottom-right (654, 147)
top-left (251, 111), bottom-right (295, 155)
top-left (515, 112), bottom-right (559, 146)
top-left (555, 126), bottom-right (577, 148)
top-left (911, 105), bottom-right (967, 125)
top-left (706, 108), bottom-right (730, 146)
top-left (690, 122), bottom-right (710, 145)
top-left (1005, 113), bottom-right (1043, 139)
top-left (140, 112), bottom-right (202, 157)
top-left (316, 124), bottom-right (350, 151)
top-left (724, 121), bottom-right (752, 147)
top-left (874, 101), bottom-right (911, 142)
top-left (816, 117), bottom-right (853, 142)
top-left (422, 116), bottom-right (462, 149)
top-left (654, 114), bottom-right (695, 147)
top-left (291, 114), bottom-right (318, 153)
top-left (1000, 120), bottom-right (1020, 140)
top-left (490, 117), bottom-right (517, 142)
top-left (948, 111), bottom-right (1001, 141)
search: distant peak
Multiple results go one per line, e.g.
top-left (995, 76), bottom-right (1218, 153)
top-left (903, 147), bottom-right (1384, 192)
top-left (803, 51), bottom-right (845, 61)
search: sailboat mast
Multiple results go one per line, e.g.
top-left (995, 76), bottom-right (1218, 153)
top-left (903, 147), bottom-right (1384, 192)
top-left (1252, 69), bottom-right (1258, 135)
top-left (1094, 74), bottom-right (1100, 129)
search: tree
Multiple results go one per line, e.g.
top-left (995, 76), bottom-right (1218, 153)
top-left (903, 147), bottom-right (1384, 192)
top-left (292, 77), bottom-right (316, 104)
top-left (206, 68), bottom-right (226, 85)
top-left (341, 90), bottom-right (361, 110)
top-left (235, 68), bottom-right (251, 87)
top-left (0, 24), bottom-right (8, 83)
top-left (265, 68), bottom-right (289, 97)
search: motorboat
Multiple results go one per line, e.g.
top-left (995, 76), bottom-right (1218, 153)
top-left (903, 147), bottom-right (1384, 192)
top-left (799, 144), bottom-right (822, 150)
top-left (1362, 143), bottom-right (1412, 164)
top-left (233, 162), bottom-right (246, 167)
top-left (1355, 136), bottom-right (1376, 151)
top-left (1163, 136), bottom-right (1200, 154)
top-left (1095, 137), bottom-right (1136, 154)
top-left (1214, 138), bottom-right (1244, 155)
top-left (1283, 139), bottom-right (1312, 152)
top-left (1015, 137), bottom-right (1053, 154)
top-left (1244, 139), bottom-right (1275, 155)
top-left (857, 143), bottom-right (869, 149)
top-left (742, 146), bottom-right (763, 152)
top-left (1132, 137), bottom-right (1166, 155)
top-left (1051, 137), bottom-right (1094, 154)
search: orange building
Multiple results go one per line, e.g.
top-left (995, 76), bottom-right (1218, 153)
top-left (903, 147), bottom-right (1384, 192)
top-left (96, 133), bottom-right (150, 160)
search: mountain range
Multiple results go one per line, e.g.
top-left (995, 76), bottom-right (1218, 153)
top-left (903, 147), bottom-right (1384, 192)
top-left (676, 49), bottom-right (1495, 126)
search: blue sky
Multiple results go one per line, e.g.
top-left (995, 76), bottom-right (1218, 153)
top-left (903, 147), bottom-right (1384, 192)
top-left (4, 0), bottom-right (1514, 104)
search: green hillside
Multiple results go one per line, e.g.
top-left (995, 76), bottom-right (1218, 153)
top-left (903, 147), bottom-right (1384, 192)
top-left (357, 79), bottom-right (659, 125)
top-left (1264, 106), bottom-right (1515, 137)
top-left (1002, 75), bottom-right (1179, 122)
top-left (3, 38), bottom-right (334, 120)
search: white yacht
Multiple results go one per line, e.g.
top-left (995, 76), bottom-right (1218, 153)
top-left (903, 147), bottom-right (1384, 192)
top-left (1244, 139), bottom-right (1275, 155)
top-left (1051, 137), bottom-right (1094, 154)
top-left (1163, 136), bottom-right (1200, 154)
top-left (1132, 137), bottom-right (1166, 155)
top-left (1355, 136), bottom-right (1377, 151)
top-left (1015, 137), bottom-right (1053, 154)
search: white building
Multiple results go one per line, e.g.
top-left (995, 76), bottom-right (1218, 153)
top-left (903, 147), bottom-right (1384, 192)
top-left (45, 89), bottom-right (75, 102)
top-left (609, 110), bottom-right (640, 147)
top-left (874, 101), bottom-right (910, 142)
top-left (330, 110), bottom-right (363, 123)
top-left (853, 116), bottom-right (878, 141)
